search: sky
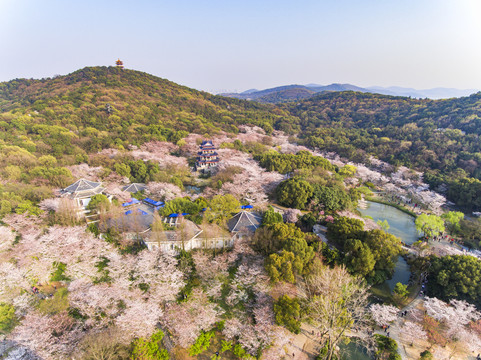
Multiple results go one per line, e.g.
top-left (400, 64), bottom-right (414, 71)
top-left (1, 0), bottom-right (480, 93)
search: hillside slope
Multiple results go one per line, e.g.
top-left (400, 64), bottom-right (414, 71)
top-left (0, 66), bottom-right (292, 155)
top-left (280, 91), bottom-right (481, 209)
top-left (2, 67), bottom-right (481, 209)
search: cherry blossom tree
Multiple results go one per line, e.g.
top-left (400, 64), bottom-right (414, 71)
top-left (209, 149), bottom-right (283, 204)
top-left (130, 141), bottom-right (188, 168)
top-left (401, 321), bottom-right (427, 346)
top-left (283, 208), bottom-right (302, 223)
top-left (146, 182), bottom-right (186, 201)
top-left (1, 215), bottom-right (187, 357)
top-left (11, 311), bottom-right (83, 359)
top-left (66, 163), bottom-right (102, 181)
top-left (424, 297), bottom-right (481, 337)
top-left (38, 198), bottom-right (61, 212)
top-left (369, 303), bottom-right (399, 327)
top-left (192, 251), bottom-right (229, 298)
top-left (115, 299), bottom-right (164, 339)
top-left (162, 289), bottom-right (221, 348)
top-left (259, 327), bottom-right (295, 360)
top-left (0, 262), bottom-right (31, 303)
top-left (423, 297), bottom-right (481, 354)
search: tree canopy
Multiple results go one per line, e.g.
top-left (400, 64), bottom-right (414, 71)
top-left (427, 255), bottom-right (481, 307)
top-left (415, 214), bottom-right (445, 238)
top-left (276, 178), bottom-right (313, 209)
top-left (327, 217), bottom-right (402, 284)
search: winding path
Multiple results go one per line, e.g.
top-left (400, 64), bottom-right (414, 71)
top-left (378, 296), bottom-right (423, 360)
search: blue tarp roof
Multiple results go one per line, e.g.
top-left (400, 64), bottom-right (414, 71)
top-left (143, 198), bottom-right (164, 206)
top-left (125, 209), bottom-right (148, 215)
top-left (241, 205), bottom-right (253, 209)
top-left (122, 198), bottom-right (141, 207)
top-left (168, 212), bottom-right (189, 217)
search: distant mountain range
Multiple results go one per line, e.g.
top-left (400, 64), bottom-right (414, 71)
top-left (366, 86), bottom-right (478, 99)
top-left (220, 84), bottom-right (479, 103)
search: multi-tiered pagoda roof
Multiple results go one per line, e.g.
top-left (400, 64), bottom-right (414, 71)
top-left (196, 140), bottom-right (220, 170)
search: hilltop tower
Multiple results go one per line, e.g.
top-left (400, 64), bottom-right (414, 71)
top-left (115, 59), bottom-right (124, 68)
top-left (195, 140), bottom-right (219, 171)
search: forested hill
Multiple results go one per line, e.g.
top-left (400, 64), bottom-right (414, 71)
top-left (279, 91), bottom-right (481, 210)
top-left (0, 66), bottom-right (292, 154)
top-left (2, 67), bottom-right (481, 209)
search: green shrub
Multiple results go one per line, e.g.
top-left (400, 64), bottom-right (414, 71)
top-left (262, 206), bottom-right (283, 226)
top-left (375, 334), bottom-right (401, 360)
top-left (189, 330), bottom-right (214, 356)
top-left (131, 330), bottom-right (169, 359)
top-left (86, 194), bottom-right (110, 212)
top-left (50, 261), bottom-right (70, 282)
top-left (93, 256), bottom-right (112, 284)
top-left (221, 340), bottom-right (233, 353)
top-left (274, 295), bottom-right (301, 333)
top-left (419, 350), bottom-right (433, 360)
top-left (0, 303), bottom-right (16, 333)
top-left (87, 223), bottom-right (100, 237)
top-left (232, 344), bottom-right (254, 359)
top-left (393, 282), bottom-right (409, 298)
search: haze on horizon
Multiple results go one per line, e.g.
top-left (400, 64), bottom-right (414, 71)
top-left (1, 0), bottom-right (480, 94)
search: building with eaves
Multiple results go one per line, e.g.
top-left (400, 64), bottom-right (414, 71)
top-left (227, 210), bottom-right (262, 237)
top-left (60, 178), bottom-right (108, 209)
top-left (195, 140), bottom-right (220, 171)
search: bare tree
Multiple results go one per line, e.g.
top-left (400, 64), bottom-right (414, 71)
top-left (301, 265), bottom-right (371, 360)
top-left (176, 215), bottom-right (188, 251)
top-left (78, 327), bottom-right (130, 360)
top-left (56, 198), bottom-right (78, 226)
top-left (150, 212), bottom-right (166, 249)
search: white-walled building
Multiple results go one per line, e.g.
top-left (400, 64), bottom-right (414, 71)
top-left (60, 178), bottom-right (106, 209)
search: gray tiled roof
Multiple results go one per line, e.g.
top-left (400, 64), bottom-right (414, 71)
top-left (63, 178), bottom-right (102, 193)
top-left (61, 178), bottom-right (104, 198)
top-left (227, 211), bottom-right (262, 233)
top-left (123, 183), bottom-right (146, 193)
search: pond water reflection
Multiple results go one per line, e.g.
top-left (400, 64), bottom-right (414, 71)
top-left (358, 201), bottom-right (418, 290)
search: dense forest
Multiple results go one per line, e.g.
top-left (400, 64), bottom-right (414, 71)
top-left (279, 91), bottom-right (481, 210)
top-left (1, 67), bottom-right (481, 209)
top-left (0, 66), bottom-right (293, 154)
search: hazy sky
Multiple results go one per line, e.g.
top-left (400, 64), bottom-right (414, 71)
top-left (1, 0), bottom-right (480, 93)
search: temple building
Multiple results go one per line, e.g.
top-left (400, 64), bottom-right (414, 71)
top-left (227, 210), bottom-right (262, 237)
top-left (144, 217), bottom-right (233, 253)
top-left (60, 178), bottom-right (106, 209)
top-left (195, 140), bottom-right (220, 171)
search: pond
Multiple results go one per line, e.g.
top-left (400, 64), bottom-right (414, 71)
top-left (358, 201), bottom-right (418, 291)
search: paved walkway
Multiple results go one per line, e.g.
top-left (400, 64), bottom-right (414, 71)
top-left (374, 296), bottom-right (423, 360)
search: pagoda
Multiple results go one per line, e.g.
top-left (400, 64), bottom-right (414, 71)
top-left (196, 140), bottom-right (220, 171)
top-left (115, 59), bottom-right (124, 68)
